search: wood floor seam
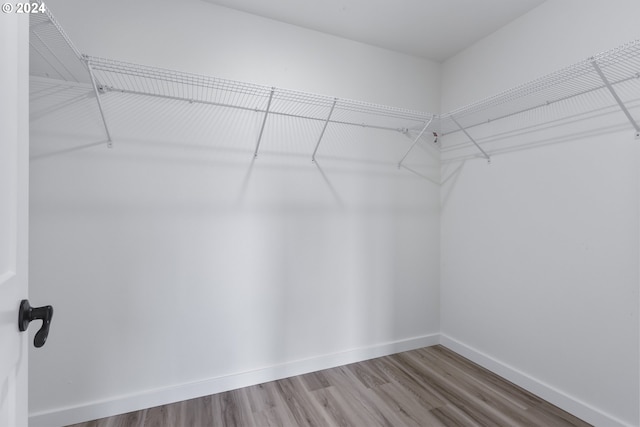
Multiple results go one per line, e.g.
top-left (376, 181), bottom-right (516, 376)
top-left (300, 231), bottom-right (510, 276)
top-left (67, 345), bottom-right (593, 427)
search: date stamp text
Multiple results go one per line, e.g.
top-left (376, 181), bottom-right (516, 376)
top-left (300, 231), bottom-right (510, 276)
top-left (2, 2), bottom-right (47, 13)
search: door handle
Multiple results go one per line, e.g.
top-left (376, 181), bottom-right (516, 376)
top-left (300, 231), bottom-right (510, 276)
top-left (18, 299), bottom-right (54, 348)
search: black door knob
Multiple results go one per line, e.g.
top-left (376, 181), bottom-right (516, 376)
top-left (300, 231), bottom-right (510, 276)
top-left (18, 299), bottom-right (53, 348)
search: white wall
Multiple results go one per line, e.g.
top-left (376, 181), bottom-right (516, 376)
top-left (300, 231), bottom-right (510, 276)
top-left (28, 0), bottom-right (441, 425)
top-left (31, 1), bottom-right (640, 426)
top-left (46, 0), bottom-right (439, 112)
top-left (441, 1), bottom-right (639, 426)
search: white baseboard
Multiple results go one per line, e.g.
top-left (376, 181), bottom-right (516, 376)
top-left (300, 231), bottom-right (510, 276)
top-left (30, 333), bottom-right (633, 427)
top-left (29, 333), bottom-right (440, 427)
top-left (439, 334), bottom-right (634, 427)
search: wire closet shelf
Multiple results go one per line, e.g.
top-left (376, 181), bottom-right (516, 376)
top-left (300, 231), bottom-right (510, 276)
top-left (29, 7), bottom-right (87, 83)
top-left (439, 39), bottom-right (640, 160)
top-left (85, 56), bottom-right (434, 136)
top-left (29, 5), bottom-right (434, 160)
top-left (29, 4), bottom-right (640, 164)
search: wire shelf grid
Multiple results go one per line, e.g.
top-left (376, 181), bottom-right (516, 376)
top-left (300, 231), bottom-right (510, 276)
top-left (85, 56), bottom-right (432, 133)
top-left (439, 39), bottom-right (640, 137)
top-left (30, 4), bottom-right (640, 163)
top-left (29, 7), bottom-right (88, 83)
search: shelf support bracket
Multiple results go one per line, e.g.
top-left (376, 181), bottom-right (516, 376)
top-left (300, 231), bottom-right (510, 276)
top-left (591, 59), bottom-right (640, 138)
top-left (312, 98), bottom-right (337, 162)
top-left (450, 116), bottom-right (491, 162)
top-left (397, 117), bottom-right (433, 168)
top-left (83, 56), bottom-right (113, 148)
top-left (254, 88), bottom-right (275, 158)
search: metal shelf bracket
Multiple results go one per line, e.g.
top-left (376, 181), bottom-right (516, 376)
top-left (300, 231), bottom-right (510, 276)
top-left (312, 98), bottom-right (337, 162)
top-left (450, 116), bottom-right (491, 163)
top-left (397, 117), bottom-right (433, 168)
top-left (254, 88), bottom-right (275, 158)
top-left (83, 55), bottom-right (113, 148)
top-left (591, 58), bottom-right (640, 139)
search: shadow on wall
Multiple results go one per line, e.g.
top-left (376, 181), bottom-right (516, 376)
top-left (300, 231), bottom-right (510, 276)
top-left (27, 77), bottom-right (441, 413)
top-left (29, 78), bottom-right (440, 211)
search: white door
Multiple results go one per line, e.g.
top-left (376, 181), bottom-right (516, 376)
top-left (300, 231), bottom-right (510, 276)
top-left (0, 12), bottom-right (29, 427)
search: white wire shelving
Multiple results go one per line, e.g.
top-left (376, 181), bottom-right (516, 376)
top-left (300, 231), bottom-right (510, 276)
top-left (83, 55), bottom-right (434, 160)
top-left (30, 4), bottom-right (640, 166)
top-left (439, 39), bottom-right (640, 161)
top-left (30, 6), bottom-right (114, 146)
top-left (29, 5), bottom-right (434, 161)
top-left (29, 7), bottom-right (86, 83)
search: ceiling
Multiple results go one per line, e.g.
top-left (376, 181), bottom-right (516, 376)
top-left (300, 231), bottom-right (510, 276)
top-left (202, 0), bottom-right (546, 62)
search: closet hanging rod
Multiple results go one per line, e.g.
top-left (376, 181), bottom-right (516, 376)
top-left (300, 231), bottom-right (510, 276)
top-left (439, 73), bottom-right (640, 137)
top-left (84, 55), bottom-right (432, 132)
top-left (96, 86), bottom-right (419, 134)
top-left (439, 39), bottom-right (640, 136)
top-left (32, 4), bottom-right (640, 163)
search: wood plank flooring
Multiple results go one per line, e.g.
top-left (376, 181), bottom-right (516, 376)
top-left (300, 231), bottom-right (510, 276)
top-left (67, 345), bottom-right (592, 427)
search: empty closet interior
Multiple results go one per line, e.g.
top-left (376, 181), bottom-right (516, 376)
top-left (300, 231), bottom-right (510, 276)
top-left (28, 1), bottom-right (639, 426)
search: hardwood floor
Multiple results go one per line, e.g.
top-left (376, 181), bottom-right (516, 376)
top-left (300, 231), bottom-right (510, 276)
top-left (67, 345), bottom-right (592, 427)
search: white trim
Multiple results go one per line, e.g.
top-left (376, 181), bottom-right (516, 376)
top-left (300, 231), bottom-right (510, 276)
top-left (30, 333), bottom-right (633, 427)
top-left (439, 334), bottom-right (635, 427)
top-left (29, 334), bottom-right (439, 427)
